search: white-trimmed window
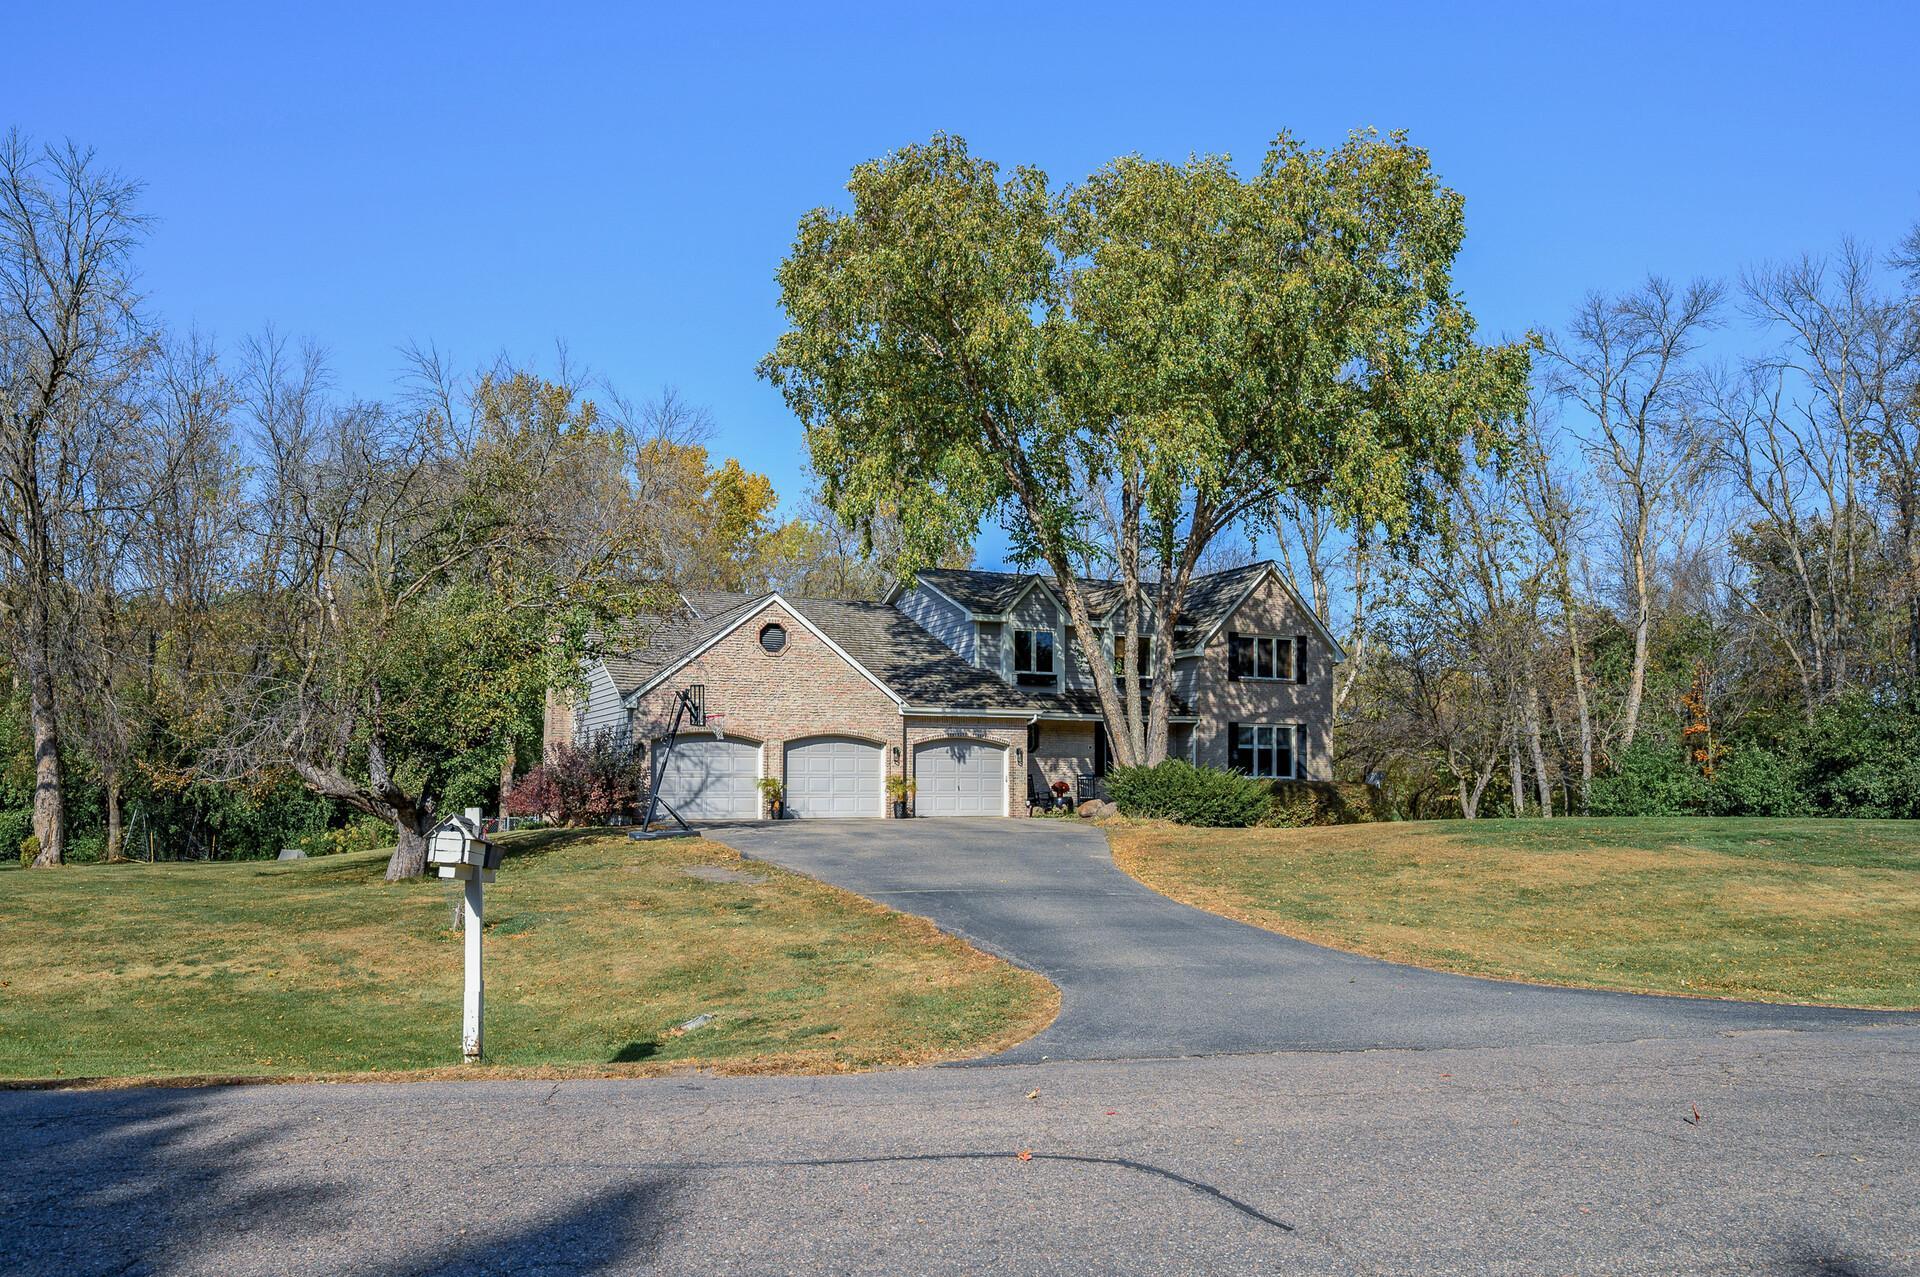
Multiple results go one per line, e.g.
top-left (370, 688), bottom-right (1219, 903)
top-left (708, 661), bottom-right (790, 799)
top-left (1013, 628), bottom-right (1056, 687)
top-left (1227, 723), bottom-right (1303, 779)
top-left (1227, 632), bottom-right (1304, 682)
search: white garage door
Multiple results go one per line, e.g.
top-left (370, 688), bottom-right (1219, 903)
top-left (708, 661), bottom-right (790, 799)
top-left (914, 739), bottom-right (1007, 816)
top-left (655, 736), bottom-right (760, 820)
top-left (783, 736), bottom-right (883, 818)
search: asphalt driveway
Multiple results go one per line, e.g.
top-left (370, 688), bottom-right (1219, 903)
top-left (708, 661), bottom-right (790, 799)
top-left (708, 818), bottom-right (1917, 1064)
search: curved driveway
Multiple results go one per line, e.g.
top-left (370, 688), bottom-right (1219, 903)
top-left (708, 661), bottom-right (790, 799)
top-left (708, 818), bottom-right (1916, 1064)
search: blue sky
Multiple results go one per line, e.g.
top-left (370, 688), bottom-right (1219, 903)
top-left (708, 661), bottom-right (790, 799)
top-left (7, 2), bottom-right (1917, 567)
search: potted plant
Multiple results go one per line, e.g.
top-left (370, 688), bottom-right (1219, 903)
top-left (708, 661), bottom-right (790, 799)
top-left (886, 774), bottom-right (916, 818)
top-left (756, 776), bottom-right (785, 820)
top-left (1050, 780), bottom-right (1072, 811)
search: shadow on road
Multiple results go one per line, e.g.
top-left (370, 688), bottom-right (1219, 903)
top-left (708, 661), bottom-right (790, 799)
top-left (1, 1088), bottom-right (676, 1276)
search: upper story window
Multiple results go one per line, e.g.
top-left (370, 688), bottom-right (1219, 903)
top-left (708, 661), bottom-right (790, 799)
top-left (758, 622), bottom-right (788, 654)
top-left (1228, 633), bottom-right (1305, 682)
top-left (1013, 628), bottom-right (1056, 686)
top-left (1110, 632), bottom-right (1154, 681)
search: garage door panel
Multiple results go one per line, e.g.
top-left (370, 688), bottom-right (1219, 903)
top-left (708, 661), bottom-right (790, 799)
top-left (784, 736), bottom-right (882, 818)
top-left (914, 739), bottom-right (1007, 817)
top-left (656, 737), bottom-right (760, 820)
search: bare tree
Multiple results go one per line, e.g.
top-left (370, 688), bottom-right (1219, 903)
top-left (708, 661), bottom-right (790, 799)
top-left (0, 133), bottom-right (149, 865)
top-left (1542, 278), bottom-right (1721, 751)
top-left (1517, 402), bottom-right (1596, 809)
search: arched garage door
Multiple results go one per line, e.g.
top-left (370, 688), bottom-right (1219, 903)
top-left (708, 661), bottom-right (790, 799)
top-left (655, 736), bottom-right (760, 820)
top-left (914, 738), bottom-right (1007, 817)
top-left (784, 736), bottom-right (883, 818)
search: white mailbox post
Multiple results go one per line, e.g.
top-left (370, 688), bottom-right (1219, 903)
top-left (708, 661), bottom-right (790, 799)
top-left (426, 807), bottom-right (503, 1061)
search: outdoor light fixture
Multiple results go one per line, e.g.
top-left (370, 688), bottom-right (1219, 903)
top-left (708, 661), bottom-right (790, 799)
top-left (1014, 746), bottom-right (1024, 765)
top-left (890, 744), bottom-right (901, 763)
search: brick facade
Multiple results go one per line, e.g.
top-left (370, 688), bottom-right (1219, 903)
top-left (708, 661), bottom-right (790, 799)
top-left (1186, 575), bottom-right (1335, 779)
top-left (626, 602), bottom-right (1030, 818)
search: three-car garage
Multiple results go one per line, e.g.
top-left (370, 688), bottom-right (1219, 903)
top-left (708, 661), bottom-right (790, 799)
top-left (650, 732), bottom-right (1010, 821)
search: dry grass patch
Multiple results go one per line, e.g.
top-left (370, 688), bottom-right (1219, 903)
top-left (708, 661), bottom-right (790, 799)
top-left (0, 830), bottom-right (1056, 1084)
top-left (1109, 817), bottom-right (1920, 1008)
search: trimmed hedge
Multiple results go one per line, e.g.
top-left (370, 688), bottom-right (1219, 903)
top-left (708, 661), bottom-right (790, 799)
top-left (1105, 760), bottom-right (1274, 827)
top-left (1266, 781), bottom-right (1385, 827)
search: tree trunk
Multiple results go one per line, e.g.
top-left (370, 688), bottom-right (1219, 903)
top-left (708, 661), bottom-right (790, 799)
top-left (1566, 609), bottom-right (1594, 813)
top-left (1620, 531), bottom-right (1652, 751)
top-left (1525, 682), bottom-right (1553, 818)
top-left (498, 739), bottom-right (516, 824)
top-left (27, 646), bottom-right (64, 866)
top-left (387, 817), bottom-right (430, 882)
top-left (1144, 506), bottom-right (1213, 764)
top-left (104, 774), bottom-right (125, 861)
top-left (1508, 731), bottom-right (1526, 817)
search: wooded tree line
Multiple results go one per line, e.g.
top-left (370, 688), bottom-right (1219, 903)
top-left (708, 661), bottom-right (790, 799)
top-left (1318, 237), bottom-right (1920, 818)
top-left (8, 124), bottom-right (1913, 878)
top-left (0, 133), bottom-right (910, 876)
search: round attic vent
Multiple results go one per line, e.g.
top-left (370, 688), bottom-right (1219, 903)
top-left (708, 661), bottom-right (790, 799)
top-left (759, 622), bottom-right (788, 654)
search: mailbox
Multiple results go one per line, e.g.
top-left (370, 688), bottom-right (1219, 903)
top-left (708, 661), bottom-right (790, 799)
top-left (427, 808), bottom-right (502, 880)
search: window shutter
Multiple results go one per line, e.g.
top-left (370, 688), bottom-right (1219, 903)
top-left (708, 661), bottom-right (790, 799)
top-left (1093, 723), bottom-right (1110, 778)
top-left (1226, 721), bottom-right (1242, 772)
top-left (1294, 724), bottom-right (1308, 779)
top-left (1295, 635), bottom-right (1308, 684)
top-left (1227, 632), bottom-right (1241, 681)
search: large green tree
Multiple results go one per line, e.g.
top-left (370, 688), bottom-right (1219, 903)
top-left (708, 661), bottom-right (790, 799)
top-left (763, 131), bottom-right (1530, 763)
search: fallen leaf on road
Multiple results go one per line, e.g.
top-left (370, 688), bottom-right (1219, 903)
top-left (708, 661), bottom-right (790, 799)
top-left (1104, 1110), bottom-right (1117, 1116)
top-left (1683, 1105), bottom-right (1703, 1126)
top-left (1016, 1149), bottom-right (1033, 1162)
top-left (1025, 1090), bottom-right (1040, 1100)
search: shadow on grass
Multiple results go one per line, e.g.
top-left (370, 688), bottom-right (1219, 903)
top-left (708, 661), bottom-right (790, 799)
top-left (610, 1040), bottom-right (661, 1063)
top-left (0, 1088), bottom-right (678, 1275)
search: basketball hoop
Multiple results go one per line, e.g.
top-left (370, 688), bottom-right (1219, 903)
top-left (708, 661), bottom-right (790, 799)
top-left (708, 713), bottom-right (728, 741)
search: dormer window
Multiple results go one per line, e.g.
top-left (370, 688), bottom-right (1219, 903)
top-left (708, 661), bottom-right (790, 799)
top-left (1013, 628), bottom-right (1056, 687)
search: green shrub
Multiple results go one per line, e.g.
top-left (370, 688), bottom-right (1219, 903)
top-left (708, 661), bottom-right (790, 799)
top-left (299, 816), bottom-right (394, 857)
top-left (1588, 743), bottom-right (1709, 816)
top-left (0, 809), bottom-right (33, 864)
top-left (1106, 760), bottom-right (1273, 827)
top-left (19, 833), bottom-right (39, 865)
top-left (1267, 781), bottom-right (1383, 827)
top-left (1707, 745), bottom-right (1805, 816)
top-left (1791, 694), bottom-right (1920, 818)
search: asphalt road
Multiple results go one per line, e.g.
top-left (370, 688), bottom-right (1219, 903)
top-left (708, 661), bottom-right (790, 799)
top-left (709, 818), bottom-right (1919, 1062)
top-left (7, 819), bottom-right (1917, 1275)
top-left (5, 1029), bottom-right (1916, 1275)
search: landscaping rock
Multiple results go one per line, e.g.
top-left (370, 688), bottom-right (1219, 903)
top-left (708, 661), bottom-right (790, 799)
top-left (276, 847), bottom-right (307, 860)
top-left (1076, 800), bottom-right (1118, 819)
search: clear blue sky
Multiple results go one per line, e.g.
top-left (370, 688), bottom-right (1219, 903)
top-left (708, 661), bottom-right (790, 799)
top-left (7, 1), bottom-right (1917, 567)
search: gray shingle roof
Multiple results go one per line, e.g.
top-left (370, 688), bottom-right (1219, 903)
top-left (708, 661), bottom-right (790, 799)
top-left (784, 598), bottom-right (1033, 710)
top-left (680, 589), bottom-right (759, 619)
top-left (594, 567), bottom-right (1258, 712)
top-left (1030, 687), bottom-right (1195, 720)
top-left (594, 594), bottom-right (771, 695)
top-left (915, 561), bottom-right (1274, 636)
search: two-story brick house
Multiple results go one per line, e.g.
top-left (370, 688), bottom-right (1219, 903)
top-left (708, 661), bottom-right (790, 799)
top-left (543, 560), bottom-right (1340, 820)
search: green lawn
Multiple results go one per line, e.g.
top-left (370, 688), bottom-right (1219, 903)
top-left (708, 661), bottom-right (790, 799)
top-left (0, 830), bottom-right (1055, 1084)
top-left (1110, 817), bottom-right (1920, 1008)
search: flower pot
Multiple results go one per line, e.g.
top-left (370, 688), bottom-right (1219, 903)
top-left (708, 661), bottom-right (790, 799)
top-left (892, 801), bottom-right (910, 818)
